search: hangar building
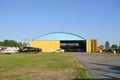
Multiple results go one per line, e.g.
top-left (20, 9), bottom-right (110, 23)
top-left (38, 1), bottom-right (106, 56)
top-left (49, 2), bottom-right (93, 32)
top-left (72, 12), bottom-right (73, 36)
top-left (30, 32), bottom-right (97, 52)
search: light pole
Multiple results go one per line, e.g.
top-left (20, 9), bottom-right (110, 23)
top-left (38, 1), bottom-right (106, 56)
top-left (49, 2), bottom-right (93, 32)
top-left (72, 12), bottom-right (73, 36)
top-left (24, 39), bottom-right (30, 47)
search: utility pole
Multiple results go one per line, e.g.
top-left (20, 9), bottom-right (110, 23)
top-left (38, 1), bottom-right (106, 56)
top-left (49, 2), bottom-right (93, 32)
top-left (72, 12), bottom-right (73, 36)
top-left (119, 41), bottom-right (120, 46)
top-left (24, 39), bottom-right (30, 47)
top-left (119, 41), bottom-right (120, 49)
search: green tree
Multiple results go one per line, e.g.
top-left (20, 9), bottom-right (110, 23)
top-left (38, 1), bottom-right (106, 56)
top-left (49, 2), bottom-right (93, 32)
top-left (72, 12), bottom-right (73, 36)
top-left (0, 39), bottom-right (27, 48)
top-left (105, 41), bottom-right (110, 50)
top-left (17, 42), bottom-right (25, 48)
top-left (98, 45), bottom-right (104, 50)
top-left (118, 46), bottom-right (120, 49)
top-left (0, 41), bottom-right (4, 46)
top-left (111, 44), bottom-right (118, 50)
top-left (4, 40), bottom-right (9, 46)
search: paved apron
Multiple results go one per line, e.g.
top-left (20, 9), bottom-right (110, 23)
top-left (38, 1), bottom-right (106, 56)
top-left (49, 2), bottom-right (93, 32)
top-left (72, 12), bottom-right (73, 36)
top-left (72, 53), bottom-right (120, 80)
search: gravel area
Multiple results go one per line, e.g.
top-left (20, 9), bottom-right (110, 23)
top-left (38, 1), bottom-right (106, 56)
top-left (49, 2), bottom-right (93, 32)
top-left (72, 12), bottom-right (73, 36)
top-left (72, 53), bottom-right (120, 80)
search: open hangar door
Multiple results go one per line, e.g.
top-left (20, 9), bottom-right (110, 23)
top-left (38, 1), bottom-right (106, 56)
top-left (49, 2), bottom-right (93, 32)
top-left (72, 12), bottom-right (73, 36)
top-left (60, 40), bottom-right (86, 52)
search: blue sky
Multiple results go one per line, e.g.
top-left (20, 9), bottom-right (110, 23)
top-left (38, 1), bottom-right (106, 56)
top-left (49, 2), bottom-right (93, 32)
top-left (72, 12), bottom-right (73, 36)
top-left (0, 0), bottom-right (120, 46)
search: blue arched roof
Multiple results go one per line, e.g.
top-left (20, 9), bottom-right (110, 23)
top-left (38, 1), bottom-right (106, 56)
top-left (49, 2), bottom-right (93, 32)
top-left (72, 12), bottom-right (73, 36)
top-left (34, 32), bottom-right (86, 40)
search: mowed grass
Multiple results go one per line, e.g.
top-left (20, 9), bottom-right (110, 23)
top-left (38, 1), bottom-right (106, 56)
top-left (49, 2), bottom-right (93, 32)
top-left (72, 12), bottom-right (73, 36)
top-left (0, 53), bottom-right (91, 80)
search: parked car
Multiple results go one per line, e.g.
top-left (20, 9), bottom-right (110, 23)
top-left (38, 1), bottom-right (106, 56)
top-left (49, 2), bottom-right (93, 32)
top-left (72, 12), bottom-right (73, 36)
top-left (56, 48), bottom-right (65, 53)
top-left (104, 49), bottom-right (112, 53)
top-left (116, 49), bottom-right (120, 53)
top-left (19, 47), bottom-right (42, 53)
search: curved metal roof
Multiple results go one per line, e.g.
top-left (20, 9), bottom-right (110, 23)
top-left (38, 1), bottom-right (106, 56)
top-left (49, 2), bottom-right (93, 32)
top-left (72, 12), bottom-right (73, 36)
top-left (34, 32), bottom-right (86, 40)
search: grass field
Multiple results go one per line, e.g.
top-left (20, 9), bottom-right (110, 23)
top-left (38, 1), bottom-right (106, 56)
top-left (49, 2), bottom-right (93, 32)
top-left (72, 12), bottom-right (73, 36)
top-left (0, 53), bottom-right (91, 80)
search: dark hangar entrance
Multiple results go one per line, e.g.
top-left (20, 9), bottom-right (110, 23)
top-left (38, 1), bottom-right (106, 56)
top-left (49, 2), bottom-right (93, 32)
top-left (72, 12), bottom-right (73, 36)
top-left (60, 40), bottom-right (86, 52)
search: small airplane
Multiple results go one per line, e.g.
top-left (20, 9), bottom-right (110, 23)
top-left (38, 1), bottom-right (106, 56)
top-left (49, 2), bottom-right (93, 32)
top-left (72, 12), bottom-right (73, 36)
top-left (0, 47), bottom-right (19, 53)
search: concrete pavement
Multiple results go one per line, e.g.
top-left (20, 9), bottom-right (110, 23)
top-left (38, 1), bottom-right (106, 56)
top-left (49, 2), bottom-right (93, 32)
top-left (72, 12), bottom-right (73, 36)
top-left (72, 53), bottom-right (120, 80)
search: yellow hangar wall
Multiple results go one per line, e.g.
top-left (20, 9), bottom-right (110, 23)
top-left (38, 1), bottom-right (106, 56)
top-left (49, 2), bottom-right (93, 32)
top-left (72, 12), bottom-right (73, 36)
top-left (91, 39), bottom-right (97, 52)
top-left (86, 40), bottom-right (91, 53)
top-left (86, 39), bottom-right (97, 53)
top-left (30, 40), bottom-right (60, 52)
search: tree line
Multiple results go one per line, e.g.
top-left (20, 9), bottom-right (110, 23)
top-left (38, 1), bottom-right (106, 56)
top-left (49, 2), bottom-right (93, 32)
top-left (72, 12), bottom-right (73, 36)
top-left (0, 39), bottom-right (26, 48)
top-left (99, 41), bottom-right (119, 50)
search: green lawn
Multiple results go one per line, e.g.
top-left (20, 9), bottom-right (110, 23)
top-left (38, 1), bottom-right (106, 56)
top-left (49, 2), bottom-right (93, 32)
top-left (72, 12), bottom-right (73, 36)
top-left (0, 53), bottom-right (91, 80)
